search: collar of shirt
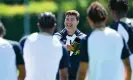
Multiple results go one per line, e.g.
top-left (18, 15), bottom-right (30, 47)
top-left (64, 28), bottom-right (80, 36)
top-left (39, 32), bottom-right (52, 36)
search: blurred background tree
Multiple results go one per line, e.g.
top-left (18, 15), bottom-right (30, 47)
top-left (0, 0), bottom-right (132, 41)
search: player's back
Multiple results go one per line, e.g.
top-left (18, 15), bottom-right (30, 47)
top-left (88, 27), bottom-right (125, 80)
top-left (24, 33), bottom-right (63, 80)
top-left (0, 38), bottom-right (17, 80)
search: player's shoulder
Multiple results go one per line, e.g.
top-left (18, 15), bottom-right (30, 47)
top-left (8, 40), bottom-right (19, 45)
top-left (105, 27), bottom-right (120, 35)
top-left (19, 35), bottom-right (28, 43)
top-left (119, 18), bottom-right (133, 29)
top-left (109, 20), bottom-right (129, 31)
top-left (53, 35), bottom-right (62, 47)
top-left (54, 28), bottom-right (67, 37)
top-left (121, 18), bottom-right (133, 24)
top-left (19, 35), bottom-right (28, 47)
top-left (75, 29), bottom-right (86, 39)
top-left (0, 38), bottom-right (13, 47)
top-left (81, 30), bottom-right (93, 41)
top-left (125, 18), bottom-right (133, 27)
top-left (0, 39), bottom-right (17, 53)
top-left (22, 33), bottom-right (39, 48)
top-left (91, 27), bottom-right (121, 38)
top-left (104, 27), bottom-right (123, 41)
top-left (8, 40), bottom-right (21, 49)
top-left (28, 32), bottom-right (38, 37)
top-left (27, 32), bottom-right (39, 41)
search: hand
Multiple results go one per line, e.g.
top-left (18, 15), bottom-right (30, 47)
top-left (66, 44), bottom-right (74, 51)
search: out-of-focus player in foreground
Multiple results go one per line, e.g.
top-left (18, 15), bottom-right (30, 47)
top-left (23, 12), bottom-right (68, 80)
top-left (77, 1), bottom-right (131, 80)
top-left (0, 22), bottom-right (25, 80)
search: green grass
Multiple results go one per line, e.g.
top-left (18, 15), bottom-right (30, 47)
top-left (0, 1), bottom-right (58, 16)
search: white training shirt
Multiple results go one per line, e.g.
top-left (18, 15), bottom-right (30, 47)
top-left (110, 18), bottom-right (133, 80)
top-left (24, 32), bottom-right (64, 80)
top-left (80, 27), bottom-right (130, 80)
top-left (0, 38), bottom-right (17, 80)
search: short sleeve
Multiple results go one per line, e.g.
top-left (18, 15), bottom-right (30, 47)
top-left (79, 37), bottom-right (89, 62)
top-left (121, 38), bottom-right (131, 59)
top-left (53, 32), bottom-right (62, 40)
top-left (19, 36), bottom-right (28, 51)
top-left (59, 47), bottom-right (69, 69)
top-left (10, 41), bottom-right (25, 65)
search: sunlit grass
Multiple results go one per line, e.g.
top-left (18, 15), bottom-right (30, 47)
top-left (0, 4), bottom-right (9, 16)
top-left (8, 5), bottom-right (25, 16)
top-left (0, 1), bottom-right (58, 16)
top-left (61, 1), bottom-right (76, 12)
top-left (0, 0), bottom-right (132, 16)
top-left (29, 1), bottom-right (58, 14)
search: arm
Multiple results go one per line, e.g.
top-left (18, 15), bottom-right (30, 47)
top-left (77, 62), bottom-right (88, 80)
top-left (19, 36), bottom-right (27, 53)
top-left (76, 37), bottom-right (89, 80)
top-left (59, 47), bottom-right (69, 80)
top-left (17, 65), bottom-right (26, 80)
top-left (122, 58), bottom-right (132, 80)
top-left (59, 68), bottom-right (68, 80)
top-left (121, 39), bottom-right (132, 80)
top-left (12, 42), bottom-right (26, 80)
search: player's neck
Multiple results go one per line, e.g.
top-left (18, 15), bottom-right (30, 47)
top-left (116, 14), bottom-right (127, 22)
top-left (39, 30), bottom-right (53, 36)
top-left (39, 32), bottom-right (52, 36)
top-left (67, 29), bottom-right (76, 36)
top-left (93, 23), bottom-right (106, 29)
top-left (39, 28), bottom-right (53, 35)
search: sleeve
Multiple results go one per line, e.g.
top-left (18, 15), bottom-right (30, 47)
top-left (53, 32), bottom-right (62, 41)
top-left (19, 36), bottom-right (27, 51)
top-left (117, 23), bottom-right (129, 43)
top-left (79, 37), bottom-right (89, 62)
top-left (127, 23), bottom-right (133, 53)
top-left (59, 47), bottom-right (69, 69)
top-left (121, 38), bottom-right (131, 59)
top-left (12, 42), bottom-right (25, 65)
top-left (79, 33), bottom-right (87, 39)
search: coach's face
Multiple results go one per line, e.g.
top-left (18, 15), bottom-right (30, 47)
top-left (64, 15), bottom-right (79, 32)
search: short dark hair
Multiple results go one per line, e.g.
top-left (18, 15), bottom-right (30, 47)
top-left (0, 22), bottom-right (6, 36)
top-left (65, 10), bottom-right (80, 21)
top-left (108, 0), bottom-right (128, 12)
top-left (87, 1), bottom-right (108, 23)
top-left (38, 12), bottom-right (56, 29)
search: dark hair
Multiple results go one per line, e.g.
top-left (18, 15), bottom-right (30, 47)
top-left (0, 22), bottom-right (6, 36)
top-left (38, 12), bottom-right (56, 29)
top-left (65, 10), bottom-right (80, 21)
top-left (87, 1), bottom-right (108, 23)
top-left (108, 0), bottom-right (128, 12)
